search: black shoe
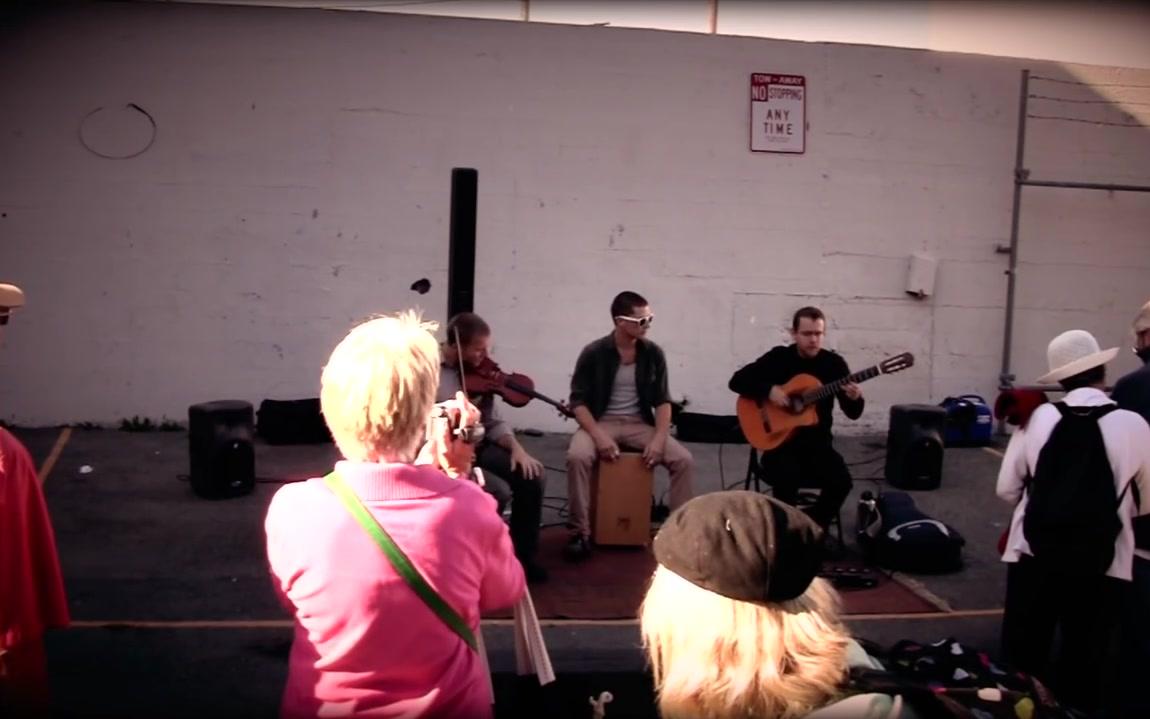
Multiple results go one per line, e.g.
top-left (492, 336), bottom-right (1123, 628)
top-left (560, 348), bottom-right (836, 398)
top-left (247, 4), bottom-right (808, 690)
top-left (562, 535), bottom-right (592, 563)
top-left (650, 502), bottom-right (670, 523)
top-left (522, 560), bottom-right (549, 584)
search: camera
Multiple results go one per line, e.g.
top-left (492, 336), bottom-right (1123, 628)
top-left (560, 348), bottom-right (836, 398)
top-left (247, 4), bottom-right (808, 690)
top-left (433, 404), bottom-right (485, 444)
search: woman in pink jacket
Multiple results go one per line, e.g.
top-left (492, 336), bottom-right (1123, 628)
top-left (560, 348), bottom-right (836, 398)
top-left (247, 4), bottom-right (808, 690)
top-left (265, 311), bottom-right (525, 718)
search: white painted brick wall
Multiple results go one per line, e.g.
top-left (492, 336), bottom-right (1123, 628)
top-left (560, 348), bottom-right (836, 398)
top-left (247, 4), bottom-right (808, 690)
top-left (1, 3), bottom-right (1147, 435)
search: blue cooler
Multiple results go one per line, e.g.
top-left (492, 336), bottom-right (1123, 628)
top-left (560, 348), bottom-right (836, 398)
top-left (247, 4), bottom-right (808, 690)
top-left (939, 395), bottom-right (993, 447)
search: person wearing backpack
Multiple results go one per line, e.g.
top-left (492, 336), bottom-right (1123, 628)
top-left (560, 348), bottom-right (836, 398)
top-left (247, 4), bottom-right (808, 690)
top-left (996, 329), bottom-right (1150, 715)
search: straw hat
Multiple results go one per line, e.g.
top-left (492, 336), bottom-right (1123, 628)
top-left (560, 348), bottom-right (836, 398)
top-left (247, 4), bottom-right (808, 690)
top-left (1036, 329), bottom-right (1118, 384)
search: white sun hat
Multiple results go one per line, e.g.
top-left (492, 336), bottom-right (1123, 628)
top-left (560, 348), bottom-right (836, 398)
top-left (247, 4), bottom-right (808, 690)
top-left (1037, 329), bottom-right (1119, 384)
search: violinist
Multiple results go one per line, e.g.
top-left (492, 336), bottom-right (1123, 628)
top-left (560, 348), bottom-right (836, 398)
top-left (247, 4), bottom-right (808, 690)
top-left (564, 291), bottom-right (695, 562)
top-left (437, 312), bottom-right (549, 583)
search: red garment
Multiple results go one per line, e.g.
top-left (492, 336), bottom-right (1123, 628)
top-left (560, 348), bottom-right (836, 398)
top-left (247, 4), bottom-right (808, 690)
top-left (994, 389), bottom-right (1049, 429)
top-left (0, 427), bottom-right (69, 652)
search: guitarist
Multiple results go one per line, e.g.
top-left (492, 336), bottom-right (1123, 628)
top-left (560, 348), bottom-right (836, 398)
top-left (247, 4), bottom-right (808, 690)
top-left (728, 306), bottom-right (864, 528)
top-left (438, 312), bottom-right (549, 583)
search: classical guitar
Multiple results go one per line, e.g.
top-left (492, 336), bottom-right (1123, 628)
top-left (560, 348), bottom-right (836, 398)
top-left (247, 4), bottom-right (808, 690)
top-left (736, 352), bottom-right (915, 452)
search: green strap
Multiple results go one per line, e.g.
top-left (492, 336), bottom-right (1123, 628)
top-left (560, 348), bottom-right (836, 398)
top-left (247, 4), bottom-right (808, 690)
top-left (323, 471), bottom-right (478, 651)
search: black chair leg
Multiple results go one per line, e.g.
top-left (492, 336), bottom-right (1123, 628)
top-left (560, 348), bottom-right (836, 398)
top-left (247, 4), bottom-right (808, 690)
top-left (743, 447), bottom-right (766, 492)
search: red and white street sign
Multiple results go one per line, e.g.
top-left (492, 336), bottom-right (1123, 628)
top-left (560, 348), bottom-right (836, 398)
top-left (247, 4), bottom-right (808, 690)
top-left (750, 73), bottom-right (806, 154)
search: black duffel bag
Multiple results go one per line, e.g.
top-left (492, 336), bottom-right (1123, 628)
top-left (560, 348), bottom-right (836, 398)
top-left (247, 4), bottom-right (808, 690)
top-left (856, 490), bottom-right (964, 573)
top-left (257, 398), bottom-right (333, 445)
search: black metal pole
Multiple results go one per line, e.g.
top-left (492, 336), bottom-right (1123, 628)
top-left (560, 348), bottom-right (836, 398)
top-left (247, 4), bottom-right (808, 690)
top-left (447, 168), bottom-right (478, 321)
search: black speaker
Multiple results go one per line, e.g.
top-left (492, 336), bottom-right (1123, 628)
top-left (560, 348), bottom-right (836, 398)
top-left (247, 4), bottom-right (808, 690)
top-left (885, 404), bottom-right (946, 490)
top-left (673, 412), bottom-right (746, 444)
top-left (448, 167), bottom-right (478, 320)
top-left (188, 400), bottom-right (255, 499)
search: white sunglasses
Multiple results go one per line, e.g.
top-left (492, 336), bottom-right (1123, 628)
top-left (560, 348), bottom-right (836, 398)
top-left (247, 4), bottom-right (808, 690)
top-left (615, 314), bottom-right (655, 328)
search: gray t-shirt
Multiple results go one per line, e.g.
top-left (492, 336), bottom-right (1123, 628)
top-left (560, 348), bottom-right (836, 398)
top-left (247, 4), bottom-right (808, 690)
top-left (604, 362), bottom-right (641, 418)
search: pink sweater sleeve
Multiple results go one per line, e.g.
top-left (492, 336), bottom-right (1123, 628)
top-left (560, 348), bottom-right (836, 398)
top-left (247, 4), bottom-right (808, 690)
top-left (264, 489), bottom-right (300, 614)
top-left (477, 509), bottom-right (526, 613)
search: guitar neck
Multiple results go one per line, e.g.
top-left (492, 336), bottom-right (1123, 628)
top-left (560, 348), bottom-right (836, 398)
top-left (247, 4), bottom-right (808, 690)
top-left (802, 366), bottom-right (880, 404)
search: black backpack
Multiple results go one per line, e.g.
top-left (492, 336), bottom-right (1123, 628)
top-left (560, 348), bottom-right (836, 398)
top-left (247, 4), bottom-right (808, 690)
top-left (1023, 402), bottom-right (1125, 575)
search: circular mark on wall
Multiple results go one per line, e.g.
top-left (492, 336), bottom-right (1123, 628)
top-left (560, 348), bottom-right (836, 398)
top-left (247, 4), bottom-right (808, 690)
top-left (79, 104), bottom-right (157, 159)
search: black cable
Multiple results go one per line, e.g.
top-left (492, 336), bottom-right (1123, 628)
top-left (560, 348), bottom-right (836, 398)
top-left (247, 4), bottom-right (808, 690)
top-left (1029, 93), bottom-right (1150, 107)
top-left (1030, 75), bottom-right (1150, 90)
top-left (176, 474), bottom-right (300, 485)
top-left (718, 441), bottom-right (729, 489)
top-left (845, 454), bottom-right (886, 467)
top-left (1027, 113), bottom-right (1142, 128)
top-left (540, 497), bottom-right (569, 529)
top-left (310, 0), bottom-right (477, 7)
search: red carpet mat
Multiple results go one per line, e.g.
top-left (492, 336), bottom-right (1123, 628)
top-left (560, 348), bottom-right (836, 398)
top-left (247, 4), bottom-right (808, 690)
top-left (486, 527), bottom-right (939, 620)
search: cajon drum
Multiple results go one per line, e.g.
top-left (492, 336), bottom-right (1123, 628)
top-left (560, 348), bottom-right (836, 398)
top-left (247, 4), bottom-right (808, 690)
top-left (590, 453), bottom-right (653, 546)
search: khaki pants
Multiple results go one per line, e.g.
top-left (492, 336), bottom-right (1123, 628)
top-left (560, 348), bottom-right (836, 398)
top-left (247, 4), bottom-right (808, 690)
top-left (565, 416), bottom-right (695, 538)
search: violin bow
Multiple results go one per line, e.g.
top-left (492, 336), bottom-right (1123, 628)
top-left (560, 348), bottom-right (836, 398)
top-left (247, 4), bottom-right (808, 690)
top-left (449, 326), bottom-right (485, 484)
top-left (453, 326), bottom-right (470, 400)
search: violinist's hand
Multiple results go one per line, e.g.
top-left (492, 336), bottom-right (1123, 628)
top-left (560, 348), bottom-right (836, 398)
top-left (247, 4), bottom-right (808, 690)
top-left (642, 435), bottom-right (665, 469)
top-left (510, 445), bottom-right (544, 481)
top-left (593, 431), bottom-right (621, 462)
top-left (417, 391), bottom-right (481, 479)
top-left (769, 385), bottom-right (790, 409)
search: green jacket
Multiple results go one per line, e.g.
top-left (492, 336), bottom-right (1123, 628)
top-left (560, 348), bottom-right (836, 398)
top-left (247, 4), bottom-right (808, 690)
top-left (568, 333), bottom-right (671, 426)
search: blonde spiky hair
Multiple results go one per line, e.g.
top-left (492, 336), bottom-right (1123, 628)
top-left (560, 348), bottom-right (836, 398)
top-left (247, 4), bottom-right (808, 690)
top-left (320, 311), bottom-right (441, 462)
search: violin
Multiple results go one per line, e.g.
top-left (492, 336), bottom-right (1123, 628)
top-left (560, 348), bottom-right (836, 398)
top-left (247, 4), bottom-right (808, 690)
top-left (463, 356), bottom-right (574, 419)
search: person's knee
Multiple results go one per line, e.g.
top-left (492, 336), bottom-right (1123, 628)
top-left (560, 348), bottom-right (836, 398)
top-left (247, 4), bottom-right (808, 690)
top-left (516, 476), bottom-right (545, 501)
top-left (664, 448), bottom-right (694, 472)
top-left (566, 445), bottom-right (596, 470)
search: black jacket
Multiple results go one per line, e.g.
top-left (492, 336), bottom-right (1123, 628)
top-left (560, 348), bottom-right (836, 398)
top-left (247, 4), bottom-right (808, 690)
top-left (728, 344), bottom-right (864, 437)
top-left (1112, 355), bottom-right (1150, 426)
top-left (569, 333), bottom-right (671, 426)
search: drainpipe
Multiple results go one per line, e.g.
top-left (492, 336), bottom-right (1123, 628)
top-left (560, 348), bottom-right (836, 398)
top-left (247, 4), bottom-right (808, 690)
top-left (999, 69), bottom-right (1030, 390)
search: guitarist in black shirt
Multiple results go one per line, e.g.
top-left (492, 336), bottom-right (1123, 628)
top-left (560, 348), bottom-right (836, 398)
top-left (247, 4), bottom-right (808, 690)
top-left (728, 307), bottom-right (864, 528)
